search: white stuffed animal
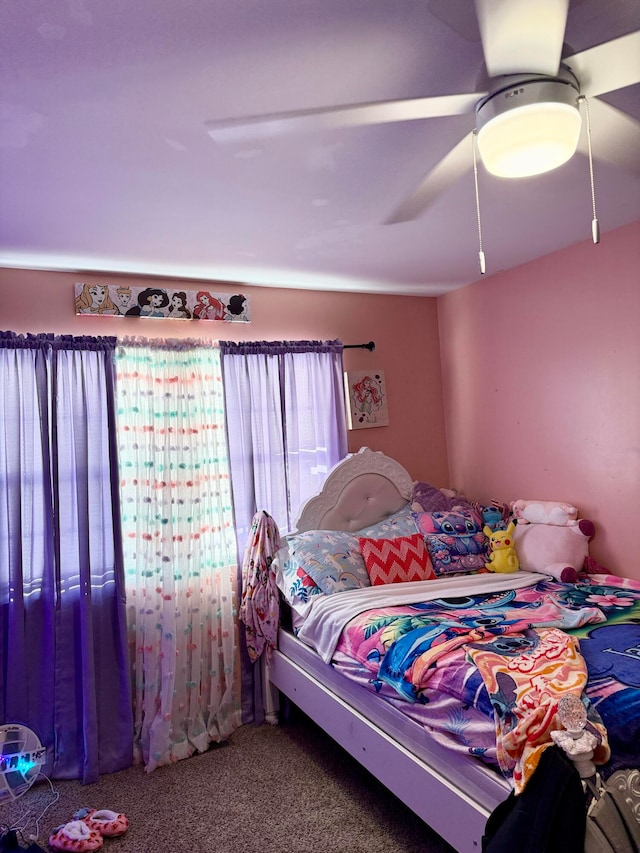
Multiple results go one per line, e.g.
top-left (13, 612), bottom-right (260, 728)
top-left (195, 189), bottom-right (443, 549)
top-left (510, 499), bottom-right (578, 527)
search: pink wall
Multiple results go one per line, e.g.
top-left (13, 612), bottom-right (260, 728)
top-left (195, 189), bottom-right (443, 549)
top-left (5, 223), bottom-right (637, 575)
top-left (438, 222), bottom-right (640, 578)
top-left (0, 267), bottom-right (450, 489)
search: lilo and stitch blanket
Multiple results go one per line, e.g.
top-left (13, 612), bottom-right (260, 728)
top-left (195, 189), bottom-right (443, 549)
top-left (296, 571), bottom-right (640, 791)
top-left (566, 573), bottom-right (640, 778)
top-left (297, 571), bottom-right (552, 663)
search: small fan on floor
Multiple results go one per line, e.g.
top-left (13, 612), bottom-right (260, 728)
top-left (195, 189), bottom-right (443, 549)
top-left (0, 724), bottom-right (48, 852)
top-left (0, 724), bottom-right (46, 804)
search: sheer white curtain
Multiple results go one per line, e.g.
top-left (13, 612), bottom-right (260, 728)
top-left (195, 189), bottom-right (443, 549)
top-left (115, 337), bottom-right (240, 771)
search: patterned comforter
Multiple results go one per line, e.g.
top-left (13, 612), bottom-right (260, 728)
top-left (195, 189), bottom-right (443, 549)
top-left (296, 571), bottom-right (640, 791)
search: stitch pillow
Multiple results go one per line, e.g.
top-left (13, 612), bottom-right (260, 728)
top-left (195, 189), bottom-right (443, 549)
top-left (358, 533), bottom-right (435, 586)
top-left (412, 508), bottom-right (489, 576)
top-left (287, 504), bottom-right (418, 595)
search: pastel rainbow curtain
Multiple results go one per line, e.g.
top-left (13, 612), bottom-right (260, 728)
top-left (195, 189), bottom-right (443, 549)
top-left (115, 337), bottom-right (241, 771)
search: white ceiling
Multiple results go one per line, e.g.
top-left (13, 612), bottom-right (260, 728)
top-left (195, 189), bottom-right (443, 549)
top-left (1, 0), bottom-right (639, 296)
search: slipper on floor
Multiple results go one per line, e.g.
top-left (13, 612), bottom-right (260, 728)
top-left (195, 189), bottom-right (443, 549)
top-left (48, 820), bottom-right (103, 852)
top-left (72, 809), bottom-right (129, 838)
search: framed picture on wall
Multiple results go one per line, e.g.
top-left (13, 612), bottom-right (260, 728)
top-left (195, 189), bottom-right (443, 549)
top-left (344, 369), bottom-right (389, 429)
top-left (74, 282), bottom-right (250, 321)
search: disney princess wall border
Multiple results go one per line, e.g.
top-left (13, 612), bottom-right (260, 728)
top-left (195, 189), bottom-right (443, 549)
top-left (74, 282), bottom-right (250, 322)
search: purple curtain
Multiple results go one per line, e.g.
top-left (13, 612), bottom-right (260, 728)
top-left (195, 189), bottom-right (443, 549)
top-left (219, 339), bottom-right (348, 722)
top-left (220, 339), bottom-right (348, 541)
top-left (0, 331), bottom-right (132, 782)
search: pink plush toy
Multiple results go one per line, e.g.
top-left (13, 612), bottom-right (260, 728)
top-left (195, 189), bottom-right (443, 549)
top-left (510, 499), bottom-right (578, 526)
top-left (513, 518), bottom-right (595, 582)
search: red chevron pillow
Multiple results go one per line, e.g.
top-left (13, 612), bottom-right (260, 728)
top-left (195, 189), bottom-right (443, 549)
top-left (358, 533), bottom-right (435, 586)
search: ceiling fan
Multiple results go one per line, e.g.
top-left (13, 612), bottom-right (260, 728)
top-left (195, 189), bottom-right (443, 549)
top-left (205, 0), bottom-right (640, 225)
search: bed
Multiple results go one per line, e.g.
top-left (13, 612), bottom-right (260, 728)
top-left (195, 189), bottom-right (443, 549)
top-left (262, 448), bottom-right (640, 852)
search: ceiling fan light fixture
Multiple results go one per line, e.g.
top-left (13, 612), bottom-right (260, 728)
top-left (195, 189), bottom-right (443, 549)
top-left (476, 75), bottom-right (581, 178)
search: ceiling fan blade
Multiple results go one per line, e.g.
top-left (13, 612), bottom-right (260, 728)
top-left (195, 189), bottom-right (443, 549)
top-left (566, 31), bottom-right (640, 98)
top-left (205, 93), bottom-right (480, 144)
top-left (385, 131), bottom-right (474, 224)
top-left (578, 98), bottom-right (640, 178)
top-left (474, 0), bottom-right (569, 76)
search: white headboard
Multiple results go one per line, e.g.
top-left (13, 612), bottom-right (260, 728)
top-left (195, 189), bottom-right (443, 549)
top-left (294, 447), bottom-right (414, 533)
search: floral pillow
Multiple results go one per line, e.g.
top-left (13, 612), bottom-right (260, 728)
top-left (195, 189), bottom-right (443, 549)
top-left (275, 544), bottom-right (325, 626)
top-left (358, 533), bottom-right (435, 586)
top-left (287, 504), bottom-right (418, 595)
top-left (277, 547), bottom-right (324, 604)
top-left (412, 508), bottom-right (489, 576)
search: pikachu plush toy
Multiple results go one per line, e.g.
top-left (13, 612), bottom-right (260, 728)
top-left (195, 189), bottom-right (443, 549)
top-left (484, 521), bottom-right (519, 573)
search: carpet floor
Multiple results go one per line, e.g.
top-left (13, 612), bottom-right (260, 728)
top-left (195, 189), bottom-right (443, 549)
top-left (0, 710), bottom-right (459, 853)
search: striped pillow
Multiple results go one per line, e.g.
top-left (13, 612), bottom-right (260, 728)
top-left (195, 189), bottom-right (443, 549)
top-left (358, 533), bottom-right (435, 586)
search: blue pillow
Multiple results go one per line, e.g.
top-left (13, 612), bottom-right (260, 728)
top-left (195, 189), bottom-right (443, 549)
top-left (288, 505), bottom-right (417, 595)
top-left (357, 505), bottom-right (418, 540)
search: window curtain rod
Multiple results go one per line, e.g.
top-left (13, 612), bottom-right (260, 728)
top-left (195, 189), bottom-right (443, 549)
top-left (344, 341), bottom-right (375, 351)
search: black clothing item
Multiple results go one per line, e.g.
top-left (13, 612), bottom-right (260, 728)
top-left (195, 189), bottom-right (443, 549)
top-left (482, 746), bottom-right (586, 853)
